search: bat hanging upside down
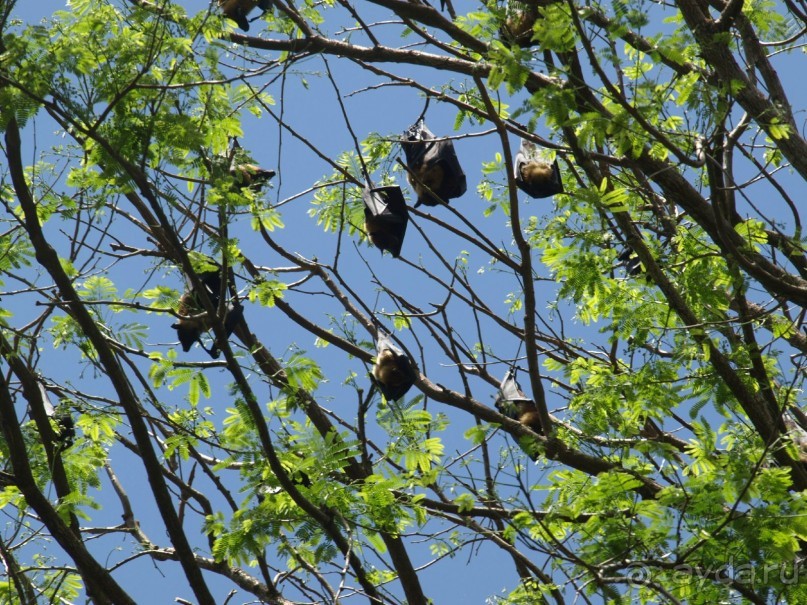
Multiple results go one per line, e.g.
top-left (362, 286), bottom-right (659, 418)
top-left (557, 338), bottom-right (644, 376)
top-left (38, 383), bottom-right (75, 449)
top-left (513, 140), bottom-right (563, 199)
top-left (218, 0), bottom-right (272, 32)
top-left (364, 213), bottom-right (402, 256)
top-left (173, 292), bottom-right (244, 358)
top-left (519, 160), bottom-right (554, 188)
top-left (495, 369), bottom-right (543, 435)
top-left (172, 268), bottom-right (244, 358)
top-left (373, 349), bottom-right (409, 394)
top-left (372, 335), bottom-right (416, 401)
top-left (503, 7), bottom-right (538, 43)
top-left (231, 162), bottom-right (276, 191)
top-left (504, 399), bottom-right (543, 434)
top-left (362, 185), bottom-right (409, 257)
top-left (408, 162), bottom-right (445, 207)
top-left (173, 290), bottom-right (215, 353)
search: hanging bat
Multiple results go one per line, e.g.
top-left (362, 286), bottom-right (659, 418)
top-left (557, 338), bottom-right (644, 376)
top-left (172, 268), bottom-right (221, 353)
top-left (173, 264), bottom-right (245, 358)
top-left (617, 246), bottom-right (643, 276)
top-left (407, 161), bottom-right (445, 207)
top-left (501, 3), bottom-right (538, 45)
top-left (218, 0), bottom-right (272, 31)
top-left (201, 139), bottom-right (275, 192)
top-left (495, 369), bottom-right (542, 435)
top-left (373, 350), bottom-right (414, 401)
top-left (39, 383), bottom-right (75, 449)
top-left (228, 139), bottom-right (275, 191)
top-left (209, 302), bottom-right (245, 359)
top-left (514, 139), bottom-right (563, 198)
top-left (500, 0), bottom-right (563, 47)
top-left (365, 214), bottom-right (402, 255)
top-left (363, 186), bottom-right (409, 257)
top-left (173, 291), bottom-right (215, 353)
top-left (507, 400), bottom-right (543, 435)
top-left (372, 333), bottom-right (416, 401)
top-left (231, 162), bottom-right (275, 191)
top-left (53, 413), bottom-right (75, 449)
top-left (519, 160), bottom-right (554, 186)
top-left (401, 120), bottom-right (466, 208)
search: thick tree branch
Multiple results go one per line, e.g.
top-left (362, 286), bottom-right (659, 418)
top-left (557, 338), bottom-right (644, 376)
top-left (4, 118), bottom-right (217, 605)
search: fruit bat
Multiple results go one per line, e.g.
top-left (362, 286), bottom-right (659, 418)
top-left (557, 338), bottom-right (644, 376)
top-left (514, 139), bottom-right (563, 199)
top-left (617, 246), bottom-right (643, 276)
top-left (209, 302), bottom-right (245, 359)
top-left (232, 162), bottom-right (275, 191)
top-left (372, 333), bottom-right (417, 401)
top-left (228, 139), bottom-right (275, 191)
top-left (500, 1), bottom-right (539, 46)
top-left (363, 186), bottom-right (409, 257)
top-left (38, 383), bottom-right (75, 449)
top-left (406, 161), bottom-right (445, 209)
top-left (202, 139), bottom-right (275, 193)
top-left (173, 268), bottom-right (222, 354)
top-left (218, 0), bottom-right (272, 32)
top-left (495, 369), bottom-right (542, 435)
top-left (172, 265), bottom-right (245, 358)
top-left (401, 120), bottom-right (466, 207)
